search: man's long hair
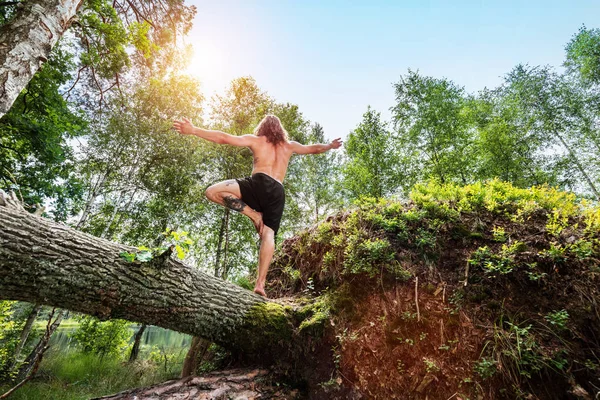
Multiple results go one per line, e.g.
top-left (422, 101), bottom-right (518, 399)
top-left (254, 115), bottom-right (288, 146)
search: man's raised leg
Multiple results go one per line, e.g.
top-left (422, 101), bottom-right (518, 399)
top-left (205, 180), bottom-right (263, 234)
top-left (254, 226), bottom-right (275, 298)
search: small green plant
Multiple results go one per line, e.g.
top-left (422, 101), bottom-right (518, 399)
top-left (314, 221), bottom-right (333, 243)
top-left (401, 311), bottom-right (417, 321)
top-left (343, 235), bottom-right (395, 277)
top-left (469, 246), bottom-right (515, 276)
top-left (415, 228), bottom-right (437, 253)
top-left (540, 242), bottom-right (567, 263)
top-left (283, 264), bottom-right (301, 282)
top-left (570, 239), bottom-right (594, 259)
top-left (423, 358), bottom-right (440, 374)
top-left (525, 263), bottom-right (547, 282)
top-left (546, 209), bottom-right (569, 237)
top-left (120, 229), bottom-right (194, 262)
top-left (474, 357), bottom-right (497, 379)
top-left (584, 359), bottom-right (599, 371)
top-left (544, 310), bottom-right (569, 331)
top-left (323, 250), bottom-right (335, 267)
top-left (492, 226), bottom-right (508, 242)
top-left (396, 360), bottom-right (405, 374)
top-left (302, 277), bottom-right (315, 295)
top-left (501, 240), bottom-right (526, 256)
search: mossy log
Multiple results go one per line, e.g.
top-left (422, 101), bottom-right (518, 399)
top-left (0, 197), bottom-right (303, 362)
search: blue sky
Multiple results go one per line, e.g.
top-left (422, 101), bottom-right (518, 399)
top-left (184, 0), bottom-right (599, 141)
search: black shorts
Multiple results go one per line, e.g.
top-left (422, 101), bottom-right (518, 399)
top-left (236, 173), bottom-right (285, 236)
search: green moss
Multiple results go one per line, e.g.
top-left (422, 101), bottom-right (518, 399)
top-left (245, 302), bottom-right (293, 342)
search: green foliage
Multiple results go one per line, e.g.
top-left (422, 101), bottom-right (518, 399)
top-left (570, 238), bottom-right (595, 259)
top-left (525, 263), bottom-right (547, 282)
top-left (393, 70), bottom-right (474, 187)
top-left (71, 315), bottom-right (131, 358)
top-left (565, 25), bottom-right (600, 85)
top-left (423, 358), bottom-right (440, 374)
top-left (539, 242), bottom-right (567, 263)
top-left (119, 229), bottom-right (194, 263)
top-left (546, 209), bottom-right (569, 237)
top-left (492, 226), bottom-right (508, 242)
top-left (342, 107), bottom-right (402, 199)
top-left (0, 301), bottom-right (21, 379)
top-left (544, 310), bottom-right (569, 331)
top-left (468, 246), bottom-right (516, 276)
top-left (474, 357), bottom-right (497, 379)
top-left (343, 236), bottom-right (395, 277)
top-left (0, 46), bottom-right (85, 220)
top-left (493, 321), bottom-right (544, 380)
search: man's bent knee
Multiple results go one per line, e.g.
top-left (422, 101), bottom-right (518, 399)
top-left (205, 186), bottom-right (217, 202)
top-left (260, 227), bottom-right (275, 242)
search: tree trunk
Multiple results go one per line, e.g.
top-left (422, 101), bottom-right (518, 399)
top-left (8, 303), bottom-right (42, 371)
top-left (15, 308), bottom-right (65, 382)
top-left (0, 0), bottom-right (83, 117)
top-left (128, 323), bottom-right (147, 363)
top-left (553, 130), bottom-right (600, 200)
top-left (0, 197), bottom-right (298, 362)
top-left (214, 208), bottom-right (227, 277)
top-left (180, 336), bottom-right (211, 378)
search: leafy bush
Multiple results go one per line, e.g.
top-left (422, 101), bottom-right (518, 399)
top-left (71, 315), bottom-right (131, 359)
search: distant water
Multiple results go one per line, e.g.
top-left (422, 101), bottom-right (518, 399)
top-left (45, 324), bottom-right (192, 353)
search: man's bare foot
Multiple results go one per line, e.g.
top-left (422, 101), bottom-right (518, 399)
top-left (250, 212), bottom-right (264, 236)
top-left (253, 287), bottom-right (267, 298)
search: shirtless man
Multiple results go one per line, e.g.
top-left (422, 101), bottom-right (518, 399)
top-left (173, 115), bottom-right (342, 297)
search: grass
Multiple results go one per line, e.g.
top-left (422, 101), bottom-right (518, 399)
top-left (0, 347), bottom-right (186, 400)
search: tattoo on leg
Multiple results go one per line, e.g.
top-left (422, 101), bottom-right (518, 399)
top-left (223, 195), bottom-right (246, 212)
top-left (225, 181), bottom-right (234, 186)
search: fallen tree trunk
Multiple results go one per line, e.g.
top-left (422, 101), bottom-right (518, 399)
top-left (0, 194), bottom-right (299, 362)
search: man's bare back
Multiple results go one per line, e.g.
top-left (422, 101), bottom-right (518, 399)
top-left (248, 135), bottom-right (341, 184)
top-left (173, 115), bottom-right (341, 297)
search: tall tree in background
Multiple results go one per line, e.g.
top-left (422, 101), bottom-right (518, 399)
top-left (0, 0), bottom-right (82, 116)
top-left (0, 0), bottom-right (196, 220)
top-left (0, 45), bottom-right (86, 221)
top-left (76, 74), bottom-right (206, 246)
top-left (565, 26), bottom-right (600, 86)
top-left (342, 107), bottom-right (401, 199)
top-left (503, 64), bottom-right (600, 199)
top-left (467, 88), bottom-right (556, 187)
top-left (392, 70), bottom-right (474, 186)
top-left (296, 123), bottom-right (341, 223)
top-left (0, 0), bottom-right (196, 116)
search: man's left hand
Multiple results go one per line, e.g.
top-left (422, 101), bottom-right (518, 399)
top-left (173, 117), bottom-right (195, 135)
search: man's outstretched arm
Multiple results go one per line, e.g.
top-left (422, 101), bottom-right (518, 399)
top-left (290, 138), bottom-right (343, 155)
top-left (173, 118), bottom-right (256, 147)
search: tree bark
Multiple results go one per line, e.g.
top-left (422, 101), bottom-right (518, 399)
top-left (0, 0), bottom-right (84, 117)
top-left (128, 323), bottom-right (147, 363)
top-left (180, 336), bottom-right (210, 378)
top-left (0, 196), bottom-right (298, 362)
top-left (9, 303), bottom-right (42, 371)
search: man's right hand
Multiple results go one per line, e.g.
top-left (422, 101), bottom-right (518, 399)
top-left (173, 117), bottom-right (195, 135)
